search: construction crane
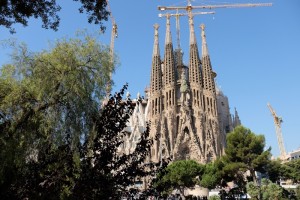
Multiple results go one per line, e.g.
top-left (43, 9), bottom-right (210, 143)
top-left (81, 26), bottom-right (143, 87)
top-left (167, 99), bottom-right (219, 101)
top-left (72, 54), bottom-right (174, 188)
top-left (105, 0), bottom-right (118, 96)
top-left (158, 0), bottom-right (272, 27)
top-left (158, 0), bottom-right (272, 60)
top-left (267, 103), bottom-right (287, 159)
top-left (158, 1), bottom-right (272, 12)
top-left (158, 11), bottom-right (215, 50)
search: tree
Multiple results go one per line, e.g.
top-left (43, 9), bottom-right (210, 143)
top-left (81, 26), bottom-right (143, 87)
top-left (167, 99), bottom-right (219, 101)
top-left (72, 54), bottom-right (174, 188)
top-left (209, 195), bottom-right (221, 200)
top-left (266, 159), bottom-right (283, 183)
top-left (247, 179), bottom-right (283, 200)
top-left (0, 0), bottom-right (109, 33)
top-left (2, 85), bottom-right (155, 199)
top-left (246, 181), bottom-right (261, 200)
top-left (224, 126), bottom-right (271, 186)
top-left (1, 33), bottom-right (113, 197)
top-left (154, 160), bottom-right (204, 199)
top-left (296, 185), bottom-right (300, 200)
top-left (71, 86), bottom-right (154, 199)
top-left (197, 157), bottom-right (248, 199)
top-left (200, 160), bottom-right (222, 190)
top-left (282, 159), bottom-right (300, 183)
top-left (0, 35), bottom-right (113, 192)
top-left (11, 139), bottom-right (81, 199)
top-left (0, 34), bottom-right (154, 199)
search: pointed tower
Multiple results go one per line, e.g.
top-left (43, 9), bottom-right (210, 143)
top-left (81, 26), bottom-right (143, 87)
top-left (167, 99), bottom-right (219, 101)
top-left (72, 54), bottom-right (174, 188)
top-left (149, 24), bottom-right (163, 161)
top-left (188, 14), bottom-right (203, 111)
top-left (174, 14), bottom-right (184, 78)
top-left (233, 107), bottom-right (241, 128)
top-left (201, 24), bottom-right (216, 94)
top-left (201, 24), bottom-right (218, 117)
top-left (201, 24), bottom-right (219, 118)
top-left (163, 15), bottom-right (176, 91)
top-left (150, 24), bottom-right (163, 117)
top-left (162, 15), bottom-right (177, 157)
top-left (200, 24), bottom-right (222, 160)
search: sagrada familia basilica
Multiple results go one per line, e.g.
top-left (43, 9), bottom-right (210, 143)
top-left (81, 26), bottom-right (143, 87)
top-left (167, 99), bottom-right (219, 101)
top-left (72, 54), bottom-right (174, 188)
top-left (119, 15), bottom-right (241, 164)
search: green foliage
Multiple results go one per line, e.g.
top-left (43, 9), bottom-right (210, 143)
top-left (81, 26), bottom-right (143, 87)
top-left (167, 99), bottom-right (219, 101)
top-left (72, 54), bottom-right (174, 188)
top-left (296, 185), bottom-right (300, 199)
top-left (0, 36), bottom-right (113, 189)
top-left (282, 159), bottom-right (300, 183)
top-left (71, 86), bottom-right (154, 199)
top-left (12, 140), bottom-right (80, 199)
top-left (224, 126), bottom-right (271, 185)
top-left (154, 160), bottom-right (204, 195)
top-left (209, 195), bottom-right (221, 200)
top-left (0, 0), bottom-right (109, 33)
top-left (266, 159), bottom-right (283, 183)
top-left (246, 181), bottom-right (260, 200)
top-left (0, 35), bottom-right (154, 199)
top-left (247, 179), bottom-right (283, 200)
top-left (200, 160), bottom-right (221, 189)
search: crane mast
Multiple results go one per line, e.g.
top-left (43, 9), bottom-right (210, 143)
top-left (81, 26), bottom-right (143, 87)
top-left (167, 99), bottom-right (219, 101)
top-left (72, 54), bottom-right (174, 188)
top-left (267, 103), bottom-right (287, 159)
top-left (105, 0), bottom-right (117, 96)
top-left (110, 23), bottom-right (117, 64)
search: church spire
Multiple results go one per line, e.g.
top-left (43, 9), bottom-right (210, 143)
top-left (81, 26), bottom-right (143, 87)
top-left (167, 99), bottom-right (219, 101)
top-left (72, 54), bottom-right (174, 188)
top-left (153, 24), bottom-right (160, 57)
top-left (201, 24), bottom-right (216, 93)
top-left (233, 107), bottom-right (241, 127)
top-left (165, 14), bottom-right (172, 45)
top-left (188, 14), bottom-right (202, 86)
top-left (174, 14), bottom-right (183, 76)
top-left (150, 24), bottom-right (163, 118)
top-left (189, 14), bottom-right (197, 45)
top-left (163, 15), bottom-right (176, 87)
top-left (150, 24), bottom-right (162, 94)
top-left (201, 24), bottom-right (209, 56)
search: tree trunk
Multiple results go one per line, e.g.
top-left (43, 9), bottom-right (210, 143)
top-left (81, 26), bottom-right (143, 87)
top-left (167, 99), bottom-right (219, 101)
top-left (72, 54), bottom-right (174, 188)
top-left (250, 169), bottom-right (258, 186)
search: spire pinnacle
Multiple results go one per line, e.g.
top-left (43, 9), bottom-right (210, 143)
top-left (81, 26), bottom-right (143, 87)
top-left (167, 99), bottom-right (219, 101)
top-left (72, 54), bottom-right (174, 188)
top-left (233, 107), bottom-right (241, 127)
top-left (153, 24), bottom-right (160, 56)
top-left (200, 24), bottom-right (216, 93)
top-left (188, 12), bottom-right (202, 86)
top-left (201, 24), bottom-right (209, 56)
top-left (189, 14), bottom-right (197, 45)
top-left (163, 14), bottom-right (176, 87)
top-left (165, 15), bottom-right (172, 45)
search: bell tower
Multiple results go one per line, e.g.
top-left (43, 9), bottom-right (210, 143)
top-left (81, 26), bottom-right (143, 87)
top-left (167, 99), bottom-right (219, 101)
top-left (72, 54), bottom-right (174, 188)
top-left (162, 15), bottom-right (177, 158)
top-left (149, 24), bottom-right (163, 161)
top-left (200, 24), bottom-right (221, 160)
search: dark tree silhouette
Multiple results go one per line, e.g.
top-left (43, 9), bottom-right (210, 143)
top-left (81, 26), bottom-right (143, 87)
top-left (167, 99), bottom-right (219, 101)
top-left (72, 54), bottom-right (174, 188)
top-left (0, 0), bottom-right (109, 33)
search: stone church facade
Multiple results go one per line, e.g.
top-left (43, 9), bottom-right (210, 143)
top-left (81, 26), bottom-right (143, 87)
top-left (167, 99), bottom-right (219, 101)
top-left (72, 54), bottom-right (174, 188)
top-left (119, 16), bottom-right (240, 164)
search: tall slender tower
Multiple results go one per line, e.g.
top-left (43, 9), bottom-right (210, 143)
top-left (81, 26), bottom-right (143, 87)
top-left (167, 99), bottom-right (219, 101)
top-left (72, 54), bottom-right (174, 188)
top-left (149, 24), bottom-right (163, 161)
top-left (187, 14), bottom-right (206, 157)
top-left (188, 14), bottom-right (203, 111)
top-left (200, 24), bottom-right (221, 160)
top-left (233, 107), bottom-right (241, 127)
top-left (162, 15), bottom-right (177, 158)
top-left (201, 24), bottom-right (216, 94)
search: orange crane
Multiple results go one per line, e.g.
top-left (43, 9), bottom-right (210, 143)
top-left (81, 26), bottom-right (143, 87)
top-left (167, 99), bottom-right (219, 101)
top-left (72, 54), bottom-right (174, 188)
top-left (267, 103), bottom-right (287, 159)
top-left (106, 0), bottom-right (117, 96)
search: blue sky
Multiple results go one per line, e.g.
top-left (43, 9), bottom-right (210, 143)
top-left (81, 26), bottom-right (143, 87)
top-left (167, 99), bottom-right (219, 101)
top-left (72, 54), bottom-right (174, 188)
top-left (1, 0), bottom-right (299, 158)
